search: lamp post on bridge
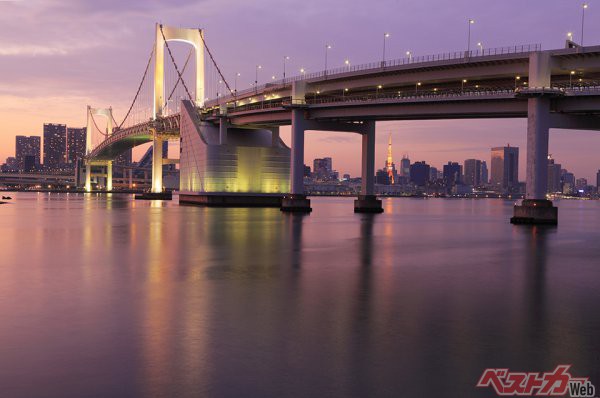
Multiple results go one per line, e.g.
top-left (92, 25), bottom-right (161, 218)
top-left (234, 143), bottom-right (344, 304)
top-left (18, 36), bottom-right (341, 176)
top-left (255, 65), bottom-right (262, 93)
top-left (344, 59), bottom-right (350, 71)
top-left (406, 51), bottom-right (412, 62)
top-left (462, 79), bottom-right (467, 93)
top-left (324, 44), bottom-right (332, 77)
top-left (477, 42), bottom-right (483, 54)
top-left (382, 32), bottom-right (390, 67)
top-left (570, 70), bottom-right (576, 88)
top-left (467, 18), bottom-right (475, 56)
top-left (415, 82), bottom-right (421, 95)
top-left (581, 3), bottom-right (588, 46)
top-left (515, 76), bottom-right (520, 89)
top-left (283, 56), bottom-right (290, 80)
top-left (234, 72), bottom-right (240, 95)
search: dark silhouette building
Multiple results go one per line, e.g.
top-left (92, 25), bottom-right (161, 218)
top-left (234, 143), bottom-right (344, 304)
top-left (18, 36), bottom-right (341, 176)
top-left (410, 161), bottom-right (430, 186)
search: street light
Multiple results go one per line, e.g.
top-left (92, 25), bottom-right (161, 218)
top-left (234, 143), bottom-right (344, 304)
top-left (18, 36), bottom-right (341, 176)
top-left (255, 65), bottom-right (262, 92)
top-left (324, 44), bottom-right (332, 76)
top-left (567, 32), bottom-right (573, 41)
top-left (462, 79), bottom-right (467, 93)
top-left (406, 51), bottom-right (412, 62)
top-left (376, 84), bottom-right (383, 98)
top-left (283, 56), bottom-right (290, 79)
top-left (477, 42), bottom-right (483, 53)
top-left (570, 70), bottom-right (575, 88)
top-left (581, 3), bottom-right (588, 46)
top-left (467, 19), bottom-right (475, 55)
top-left (515, 75), bottom-right (520, 89)
top-left (271, 75), bottom-right (276, 80)
top-left (235, 72), bottom-right (240, 95)
top-left (382, 32), bottom-right (390, 67)
top-left (415, 81), bottom-right (422, 94)
top-left (300, 68), bottom-right (306, 75)
top-left (344, 59), bottom-right (350, 71)
top-left (343, 87), bottom-right (348, 99)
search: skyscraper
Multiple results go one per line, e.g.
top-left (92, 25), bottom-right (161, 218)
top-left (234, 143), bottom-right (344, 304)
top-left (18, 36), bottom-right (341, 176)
top-left (66, 127), bottom-right (86, 164)
top-left (443, 162), bottom-right (462, 188)
top-left (400, 156), bottom-right (410, 178)
top-left (490, 145), bottom-right (519, 192)
top-left (313, 157), bottom-right (333, 180)
top-left (15, 135), bottom-right (41, 171)
top-left (409, 161), bottom-right (430, 186)
top-left (463, 159), bottom-right (482, 187)
top-left (547, 156), bottom-right (562, 193)
top-left (480, 161), bottom-right (489, 185)
top-left (384, 134), bottom-right (397, 184)
top-left (43, 123), bottom-right (67, 170)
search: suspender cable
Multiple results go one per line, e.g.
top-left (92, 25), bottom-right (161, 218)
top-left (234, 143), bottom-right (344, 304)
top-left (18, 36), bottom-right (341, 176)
top-left (198, 29), bottom-right (235, 99)
top-left (118, 47), bottom-right (154, 129)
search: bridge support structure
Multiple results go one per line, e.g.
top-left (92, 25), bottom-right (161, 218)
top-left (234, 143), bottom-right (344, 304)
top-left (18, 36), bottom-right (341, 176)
top-left (84, 106), bottom-right (114, 192)
top-left (512, 52), bottom-right (557, 225)
top-left (151, 134), bottom-right (164, 194)
top-left (355, 121), bottom-right (383, 213)
top-left (281, 93), bottom-right (382, 213)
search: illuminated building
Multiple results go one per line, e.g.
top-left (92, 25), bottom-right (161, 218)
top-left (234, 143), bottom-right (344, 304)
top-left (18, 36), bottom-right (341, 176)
top-left (400, 155), bottom-right (410, 178)
top-left (15, 135), bottom-right (41, 171)
top-left (66, 127), bottom-right (86, 164)
top-left (43, 123), bottom-right (67, 170)
top-left (490, 145), bottom-right (519, 192)
top-left (547, 156), bottom-right (562, 193)
top-left (464, 159), bottom-right (482, 187)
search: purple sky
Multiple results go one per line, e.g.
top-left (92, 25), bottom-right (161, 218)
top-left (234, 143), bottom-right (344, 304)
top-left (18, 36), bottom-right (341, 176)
top-left (1, 0), bottom-right (600, 181)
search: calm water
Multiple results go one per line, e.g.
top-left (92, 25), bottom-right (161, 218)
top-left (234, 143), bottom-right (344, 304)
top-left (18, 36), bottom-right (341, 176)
top-left (0, 193), bottom-right (598, 398)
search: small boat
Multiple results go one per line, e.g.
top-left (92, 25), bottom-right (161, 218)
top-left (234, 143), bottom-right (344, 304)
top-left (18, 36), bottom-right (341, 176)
top-left (2, 196), bottom-right (12, 200)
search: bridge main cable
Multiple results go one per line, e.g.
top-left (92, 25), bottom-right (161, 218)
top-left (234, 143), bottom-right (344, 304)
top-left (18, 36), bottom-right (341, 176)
top-left (118, 47), bottom-right (155, 129)
top-left (197, 28), bottom-right (235, 99)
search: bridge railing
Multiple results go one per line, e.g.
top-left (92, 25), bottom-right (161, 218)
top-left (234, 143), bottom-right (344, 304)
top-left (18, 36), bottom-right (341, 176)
top-left (211, 43), bottom-right (541, 104)
top-left (224, 87), bottom-right (519, 113)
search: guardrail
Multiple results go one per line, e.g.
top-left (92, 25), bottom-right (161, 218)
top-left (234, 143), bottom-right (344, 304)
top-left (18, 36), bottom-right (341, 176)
top-left (209, 43), bottom-right (541, 104)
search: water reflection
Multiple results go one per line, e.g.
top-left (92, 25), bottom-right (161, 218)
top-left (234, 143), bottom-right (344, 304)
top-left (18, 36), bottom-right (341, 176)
top-left (0, 194), bottom-right (598, 398)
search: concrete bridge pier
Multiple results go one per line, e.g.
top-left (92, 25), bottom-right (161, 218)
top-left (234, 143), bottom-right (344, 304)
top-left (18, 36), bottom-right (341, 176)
top-left (355, 121), bottom-right (383, 213)
top-left (106, 161), bottom-right (113, 192)
top-left (512, 52), bottom-right (557, 225)
top-left (281, 107), bottom-right (312, 212)
top-left (151, 135), bottom-right (164, 193)
top-left (85, 163), bottom-right (92, 192)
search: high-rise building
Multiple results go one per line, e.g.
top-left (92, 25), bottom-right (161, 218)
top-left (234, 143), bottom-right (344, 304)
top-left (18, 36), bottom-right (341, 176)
top-left (443, 162), bottom-right (462, 188)
top-left (66, 127), bottom-right (86, 164)
top-left (562, 171), bottom-right (575, 194)
top-left (490, 145), bottom-right (519, 192)
top-left (463, 159), bottom-right (482, 187)
top-left (429, 167), bottom-right (438, 182)
top-left (575, 178), bottom-right (588, 191)
top-left (313, 157), bottom-right (333, 180)
top-left (15, 135), bottom-right (41, 171)
top-left (480, 161), bottom-right (489, 185)
top-left (384, 134), bottom-right (397, 184)
top-left (400, 156), bottom-right (410, 178)
top-left (43, 123), bottom-right (67, 170)
top-left (409, 161), bottom-right (430, 186)
top-left (547, 156), bottom-right (562, 193)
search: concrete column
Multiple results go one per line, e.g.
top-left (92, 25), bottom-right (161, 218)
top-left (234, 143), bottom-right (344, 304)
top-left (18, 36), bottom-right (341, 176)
top-left (152, 135), bottom-right (164, 193)
top-left (361, 122), bottom-right (376, 196)
top-left (290, 108), bottom-right (306, 195)
top-left (271, 126), bottom-right (280, 147)
top-left (106, 161), bottom-right (113, 192)
top-left (526, 97), bottom-right (550, 200)
top-left (85, 163), bottom-right (91, 192)
top-left (219, 118), bottom-right (228, 145)
top-left (128, 169), bottom-right (133, 189)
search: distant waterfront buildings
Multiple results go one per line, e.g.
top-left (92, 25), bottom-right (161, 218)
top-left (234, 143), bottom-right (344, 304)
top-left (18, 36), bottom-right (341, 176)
top-left (410, 161), bottom-right (430, 186)
top-left (15, 135), bottom-right (41, 171)
top-left (443, 162), bottom-right (462, 188)
top-left (481, 161), bottom-right (489, 185)
top-left (400, 156), bottom-right (410, 178)
top-left (463, 159), bottom-right (482, 187)
top-left (490, 145), bottom-right (519, 192)
top-left (547, 156), bottom-right (562, 193)
top-left (43, 123), bottom-right (67, 170)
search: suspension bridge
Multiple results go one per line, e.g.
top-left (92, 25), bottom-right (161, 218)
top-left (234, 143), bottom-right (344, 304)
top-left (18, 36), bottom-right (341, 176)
top-left (84, 23), bottom-right (600, 223)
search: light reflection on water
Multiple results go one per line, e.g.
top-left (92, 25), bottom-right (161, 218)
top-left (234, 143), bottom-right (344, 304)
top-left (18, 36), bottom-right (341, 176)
top-left (0, 193), bottom-right (598, 398)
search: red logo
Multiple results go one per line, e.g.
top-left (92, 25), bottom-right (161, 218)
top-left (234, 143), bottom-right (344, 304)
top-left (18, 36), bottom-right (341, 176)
top-left (476, 365), bottom-right (596, 396)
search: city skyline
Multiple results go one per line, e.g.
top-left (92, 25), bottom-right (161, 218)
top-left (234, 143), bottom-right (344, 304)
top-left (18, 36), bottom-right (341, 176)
top-left (2, 0), bottom-right (600, 180)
